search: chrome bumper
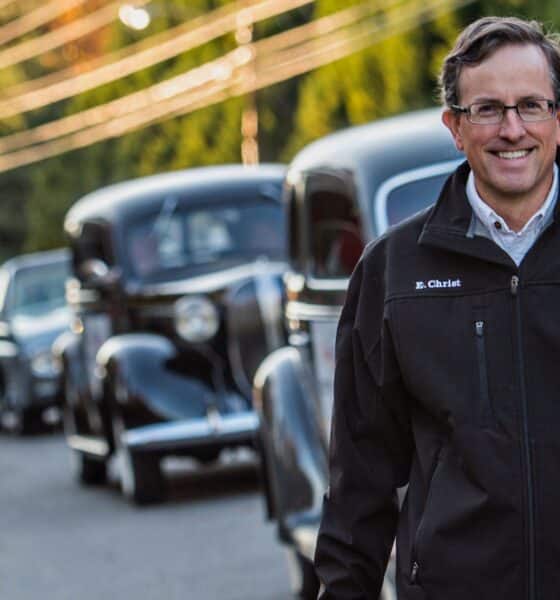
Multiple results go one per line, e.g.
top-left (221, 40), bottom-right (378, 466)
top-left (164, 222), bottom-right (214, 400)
top-left (123, 411), bottom-right (259, 452)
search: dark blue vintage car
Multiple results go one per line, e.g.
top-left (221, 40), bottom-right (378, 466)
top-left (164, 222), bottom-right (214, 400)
top-left (0, 249), bottom-right (70, 433)
top-left (253, 108), bottom-right (463, 599)
top-left (54, 164), bottom-right (287, 504)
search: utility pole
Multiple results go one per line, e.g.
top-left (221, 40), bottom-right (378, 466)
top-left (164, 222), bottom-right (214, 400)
top-left (236, 10), bottom-right (259, 165)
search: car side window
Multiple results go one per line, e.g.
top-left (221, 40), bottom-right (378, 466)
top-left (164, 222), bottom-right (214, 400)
top-left (0, 268), bottom-right (11, 316)
top-left (385, 174), bottom-right (449, 226)
top-left (374, 160), bottom-right (463, 233)
top-left (306, 171), bottom-right (364, 279)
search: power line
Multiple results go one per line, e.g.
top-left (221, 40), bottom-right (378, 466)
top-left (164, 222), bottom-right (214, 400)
top-left (0, 0), bottom-right (36, 13)
top-left (0, 0), bottom-right (474, 173)
top-left (0, 0), bottom-right (314, 119)
top-left (0, 0), bottom-right (382, 154)
top-left (0, 0), bottom-right (150, 70)
top-left (0, 0), bottom-right (91, 46)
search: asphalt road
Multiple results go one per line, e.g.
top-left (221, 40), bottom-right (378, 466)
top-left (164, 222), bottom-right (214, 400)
top-left (0, 431), bottom-right (294, 600)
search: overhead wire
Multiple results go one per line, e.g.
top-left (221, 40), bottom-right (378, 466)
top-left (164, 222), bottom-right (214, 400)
top-left (0, 0), bottom-right (92, 47)
top-left (0, 0), bottom-right (315, 119)
top-left (0, 0), bottom-right (151, 71)
top-left (0, 0), bottom-right (19, 10)
top-left (0, 0), bottom-right (381, 154)
top-left (0, 0), bottom-right (35, 13)
top-left (0, 0), bottom-right (475, 174)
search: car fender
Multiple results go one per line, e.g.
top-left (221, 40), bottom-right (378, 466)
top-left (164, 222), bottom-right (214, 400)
top-left (226, 263), bottom-right (286, 398)
top-left (0, 337), bottom-right (22, 409)
top-left (96, 333), bottom-right (214, 426)
top-left (52, 330), bottom-right (87, 406)
top-left (253, 346), bottom-right (327, 543)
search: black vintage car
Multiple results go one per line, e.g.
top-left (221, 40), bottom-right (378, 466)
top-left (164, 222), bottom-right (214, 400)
top-left (0, 249), bottom-right (70, 433)
top-left (54, 164), bottom-right (287, 504)
top-left (253, 108), bottom-right (463, 598)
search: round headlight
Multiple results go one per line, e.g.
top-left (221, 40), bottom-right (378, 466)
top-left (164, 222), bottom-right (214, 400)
top-left (174, 296), bottom-right (219, 343)
top-left (31, 350), bottom-right (61, 378)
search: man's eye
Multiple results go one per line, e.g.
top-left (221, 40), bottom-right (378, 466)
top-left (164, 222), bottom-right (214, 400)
top-left (519, 100), bottom-right (544, 112)
top-left (474, 103), bottom-right (500, 116)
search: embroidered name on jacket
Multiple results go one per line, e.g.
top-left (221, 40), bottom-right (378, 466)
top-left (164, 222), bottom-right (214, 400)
top-left (415, 278), bottom-right (462, 290)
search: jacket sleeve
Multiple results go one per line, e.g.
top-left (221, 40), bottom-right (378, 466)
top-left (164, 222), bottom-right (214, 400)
top-left (314, 247), bottom-right (414, 598)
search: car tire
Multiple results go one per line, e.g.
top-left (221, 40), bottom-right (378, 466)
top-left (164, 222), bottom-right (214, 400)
top-left (71, 450), bottom-right (108, 485)
top-left (194, 448), bottom-right (221, 465)
top-left (63, 391), bottom-right (108, 486)
top-left (286, 548), bottom-right (320, 600)
top-left (13, 406), bottom-right (43, 435)
top-left (113, 418), bottom-right (164, 505)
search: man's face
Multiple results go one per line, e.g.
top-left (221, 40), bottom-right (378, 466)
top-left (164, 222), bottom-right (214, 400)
top-left (443, 43), bottom-right (560, 208)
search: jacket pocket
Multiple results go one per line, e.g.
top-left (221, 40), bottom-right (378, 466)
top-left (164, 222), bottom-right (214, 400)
top-left (474, 319), bottom-right (493, 426)
top-left (410, 444), bottom-right (446, 585)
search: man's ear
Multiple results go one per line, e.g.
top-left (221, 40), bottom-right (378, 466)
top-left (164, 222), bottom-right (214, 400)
top-left (442, 109), bottom-right (464, 152)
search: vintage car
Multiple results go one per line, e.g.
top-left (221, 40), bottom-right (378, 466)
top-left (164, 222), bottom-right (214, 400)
top-left (0, 248), bottom-right (70, 433)
top-left (54, 164), bottom-right (287, 504)
top-left (253, 108), bottom-right (464, 598)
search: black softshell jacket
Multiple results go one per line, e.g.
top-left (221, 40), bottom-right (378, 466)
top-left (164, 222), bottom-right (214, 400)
top-left (315, 160), bottom-right (560, 600)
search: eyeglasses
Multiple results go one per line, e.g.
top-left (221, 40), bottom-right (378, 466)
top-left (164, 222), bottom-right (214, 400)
top-left (452, 99), bottom-right (558, 124)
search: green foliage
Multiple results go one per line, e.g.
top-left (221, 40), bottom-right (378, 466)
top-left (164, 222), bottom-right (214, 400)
top-left (1, 0), bottom-right (559, 255)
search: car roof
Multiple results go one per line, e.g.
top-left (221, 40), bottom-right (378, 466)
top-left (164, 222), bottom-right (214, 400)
top-left (288, 107), bottom-right (462, 193)
top-left (65, 163), bottom-right (286, 235)
top-left (1, 248), bottom-right (70, 274)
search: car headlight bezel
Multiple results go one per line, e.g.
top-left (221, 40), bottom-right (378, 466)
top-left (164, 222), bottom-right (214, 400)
top-left (174, 296), bottom-right (220, 343)
top-left (30, 350), bottom-right (61, 378)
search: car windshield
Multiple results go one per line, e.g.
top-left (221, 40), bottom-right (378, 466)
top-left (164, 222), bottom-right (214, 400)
top-left (10, 261), bottom-right (69, 318)
top-left (125, 199), bottom-right (285, 281)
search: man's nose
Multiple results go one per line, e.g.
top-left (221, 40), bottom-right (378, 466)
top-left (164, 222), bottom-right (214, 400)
top-left (498, 107), bottom-right (527, 140)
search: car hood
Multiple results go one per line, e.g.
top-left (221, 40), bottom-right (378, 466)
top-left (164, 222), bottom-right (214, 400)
top-left (125, 260), bottom-right (287, 299)
top-left (11, 307), bottom-right (70, 354)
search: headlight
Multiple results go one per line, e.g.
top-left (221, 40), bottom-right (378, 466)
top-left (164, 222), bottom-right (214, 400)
top-left (31, 350), bottom-right (61, 378)
top-left (174, 296), bottom-right (219, 343)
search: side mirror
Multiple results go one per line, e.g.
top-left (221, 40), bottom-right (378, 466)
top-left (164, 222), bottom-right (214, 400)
top-left (78, 259), bottom-right (121, 289)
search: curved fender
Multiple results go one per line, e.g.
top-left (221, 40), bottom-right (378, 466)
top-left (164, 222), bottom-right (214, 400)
top-left (226, 263), bottom-right (286, 398)
top-left (52, 331), bottom-right (87, 406)
top-left (253, 346), bottom-right (327, 541)
top-left (96, 333), bottom-right (214, 425)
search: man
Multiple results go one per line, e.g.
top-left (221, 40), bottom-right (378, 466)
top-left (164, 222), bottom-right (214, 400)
top-left (314, 16), bottom-right (560, 600)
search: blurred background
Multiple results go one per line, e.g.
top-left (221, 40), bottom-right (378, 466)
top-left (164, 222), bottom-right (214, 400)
top-left (1, 2), bottom-right (559, 600)
top-left (0, 0), bottom-right (555, 261)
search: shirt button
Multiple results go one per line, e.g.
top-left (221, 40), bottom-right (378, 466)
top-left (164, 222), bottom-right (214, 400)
top-left (494, 221), bottom-right (502, 230)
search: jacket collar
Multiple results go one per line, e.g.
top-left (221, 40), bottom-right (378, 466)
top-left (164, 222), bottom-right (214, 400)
top-left (418, 149), bottom-right (560, 267)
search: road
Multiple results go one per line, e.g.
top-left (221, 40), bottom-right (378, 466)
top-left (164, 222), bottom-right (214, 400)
top-left (0, 431), bottom-right (294, 600)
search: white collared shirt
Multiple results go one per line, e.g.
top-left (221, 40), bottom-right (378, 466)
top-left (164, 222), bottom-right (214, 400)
top-left (466, 164), bottom-right (558, 266)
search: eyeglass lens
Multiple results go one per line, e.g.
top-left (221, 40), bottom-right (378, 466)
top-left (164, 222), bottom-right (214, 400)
top-left (469, 100), bottom-right (554, 123)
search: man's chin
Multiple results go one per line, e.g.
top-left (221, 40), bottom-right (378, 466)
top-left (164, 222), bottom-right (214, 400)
top-left (482, 178), bottom-right (537, 204)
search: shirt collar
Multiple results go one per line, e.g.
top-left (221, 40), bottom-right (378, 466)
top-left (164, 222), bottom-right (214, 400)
top-left (466, 163), bottom-right (558, 236)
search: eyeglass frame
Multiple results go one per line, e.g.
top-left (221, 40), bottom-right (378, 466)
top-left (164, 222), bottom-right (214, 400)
top-left (451, 99), bottom-right (559, 124)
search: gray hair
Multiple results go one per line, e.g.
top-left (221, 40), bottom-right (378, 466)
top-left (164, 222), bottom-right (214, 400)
top-left (439, 16), bottom-right (560, 106)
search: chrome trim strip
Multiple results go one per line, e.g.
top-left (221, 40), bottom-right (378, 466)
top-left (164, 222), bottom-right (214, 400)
top-left (123, 412), bottom-right (259, 450)
top-left (306, 276), bottom-right (349, 292)
top-left (292, 524), bottom-right (319, 563)
top-left (67, 434), bottom-right (109, 457)
top-left (374, 159), bottom-right (463, 234)
top-left (254, 259), bottom-right (284, 350)
top-left (286, 301), bottom-right (342, 322)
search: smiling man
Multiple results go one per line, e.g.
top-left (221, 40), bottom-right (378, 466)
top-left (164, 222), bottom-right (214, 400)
top-left (315, 17), bottom-right (560, 600)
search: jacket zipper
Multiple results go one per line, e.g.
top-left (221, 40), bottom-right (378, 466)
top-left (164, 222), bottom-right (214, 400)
top-left (474, 320), bottom-right (492, 425)
top-left (410, 444), bottom-right (445, 585)
top-left (511, 274), bottom-right (535, 600)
